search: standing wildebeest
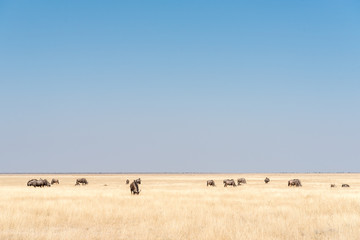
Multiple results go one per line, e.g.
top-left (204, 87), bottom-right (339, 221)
top-left (130, 180), bottom-right (140, 194)
top-left (223, 179), bottom-right (236, 187)
top-left (237, 178), bottom-right (247, 185)
top-left (135, 178), bottom-right (141, 184)
top-left (264, 177), bottom-right (270, 184)
top-left (288, 179), bottom-right (302, 187)
top-left (342, 184), bottom-right (350, 188)
top-left (75, 178), bottom-right (88, 185)
top-left (51, 178), bottom-right (59, 185)
top-left (207, 180), bottom-right (216, 186)
top-left (330, 184), bottom-right (336, 188)
top-left (126, 179), bottom-right (130, 184)
top-left (38, 179), bottom-right (51, 187)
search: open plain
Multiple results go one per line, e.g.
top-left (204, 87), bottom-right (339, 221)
top-left (1, 173), bottom-right (360, 240)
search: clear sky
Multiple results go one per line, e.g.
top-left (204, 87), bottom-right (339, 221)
top-left (0, 1), bottom-right (359, 173)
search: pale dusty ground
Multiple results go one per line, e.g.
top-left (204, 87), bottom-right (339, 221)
top-left (1, 173), bottom-right (360, 240)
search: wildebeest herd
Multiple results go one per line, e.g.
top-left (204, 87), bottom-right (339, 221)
top-left (26, 176), bottom-right (351, 194)
top-left (26, 177), bottom-right (144, 194)
top-left (27, 179), bottom-right (51, 187)
top-left (207, 177), bottom-right (350, 188)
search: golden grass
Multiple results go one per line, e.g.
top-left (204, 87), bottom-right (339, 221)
top-left (1, 173), bottom-right (360, 240)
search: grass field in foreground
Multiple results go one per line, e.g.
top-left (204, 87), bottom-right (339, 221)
top-left (1, 173), bottom-right (360, 240)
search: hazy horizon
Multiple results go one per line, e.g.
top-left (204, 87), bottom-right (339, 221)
top-left (1, 1), bottom-right (359, 173)
top-left (3, 171), bottom-right (360, 174)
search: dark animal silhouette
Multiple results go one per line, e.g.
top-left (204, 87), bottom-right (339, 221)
top-left (42, 179), bottom-right (51, 187)
top-left (207, 180), bottom-right (216, 186)
top-left (126, 179), bottom-right (130, 184)
top-left (288, 179), bottom-right (302, 187)
top-left (34, 179), bottom-right (44, 187)
top-left (75, 178), bottom-right (88, 185)
top-left (342, 184), bottom-right (350, 188)
top-left (330, 184), bottom-right (336, 188)
top-left (223, 179), bottom-right (236, 187)
top-left (130, 180), bottom-right (140, 194)
top-left (135, 178), bottom-right (141, 184)
top-left (264, 177), bottom-right (270, 184)
top-left (51, 178), bottom-right (59, 185)
top-left (237, 178), bottom-right (247, 185)
top-left (27, 179), bottom-right (50, 187)
top-left (27, 179), bottom-right (37, 186)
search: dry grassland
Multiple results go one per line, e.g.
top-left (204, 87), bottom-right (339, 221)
top-left (1, 173), bottom-right (360, 240)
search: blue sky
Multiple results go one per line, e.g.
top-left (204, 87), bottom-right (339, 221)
top-left (0, 1), bottom-right (359, 173)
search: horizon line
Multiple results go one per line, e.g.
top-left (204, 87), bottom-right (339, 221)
top-left (0, 171), bottom-right (359, 175)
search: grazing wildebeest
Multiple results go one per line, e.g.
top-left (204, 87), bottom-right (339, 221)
top-left (27, 179), bottom-right (37, 186)
top-left (42, 179), bottom-right (51, 187)
top-left (237, 178), bottom-right (247, 185)
top-left (34, 179), bottom-right (44, 187)
top-left (130, 180), bottom-right (140, 194)
top-left (27, 179), bottom-right (51, 187)
top-left (207, 180), bottom-right (216, 186)
top-left (342, 184), bottom-right (350, 188)
top-left (38, 179), bottom-right (50, 187)
top-left (75, 178), bottom-right (88, 185)
top-left (223, 179), bottom-right (236, 187)
top-left (288, 179), bottom-right (302, 187)
top-left (330, 184), bottom-right (336, 188)
top-left (126, 179), bottom-right (130, 184)
top-left (264, 177), bottom-right (270, 184)
top-left (51, 178), bottom-right (59, 185)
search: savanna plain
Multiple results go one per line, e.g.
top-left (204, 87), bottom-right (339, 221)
top-left (1, 173), bottom-right (360, 240)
